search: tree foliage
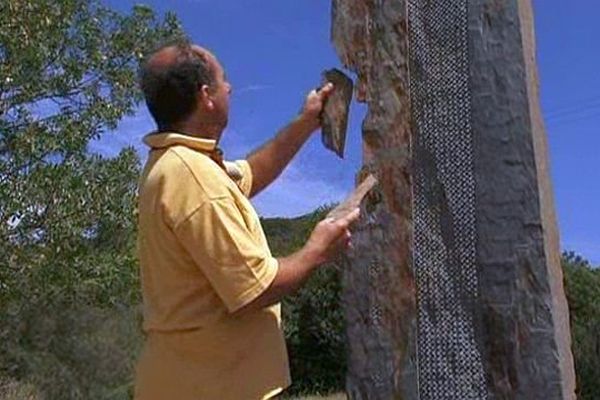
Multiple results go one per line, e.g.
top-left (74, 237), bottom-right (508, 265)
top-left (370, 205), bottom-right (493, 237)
top-left (0, 0), bottom-right (182, 397)
top-left (561, 252), bottom-right (600, 400)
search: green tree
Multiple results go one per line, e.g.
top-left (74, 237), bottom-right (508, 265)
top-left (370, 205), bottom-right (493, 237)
top-left (0, 1), bottom-right (182, 398)
top-left (562, 252), bottom-right (600, 400)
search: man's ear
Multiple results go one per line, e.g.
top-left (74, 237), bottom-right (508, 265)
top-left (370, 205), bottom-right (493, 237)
top-left (200, 84), bottom-right (214, 110)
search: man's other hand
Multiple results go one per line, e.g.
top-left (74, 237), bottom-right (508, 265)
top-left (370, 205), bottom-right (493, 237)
top-left (303, 207), bottom-right (360, 265)
top-left (232, 207), bottom-right (360, 315)
top-left (299, 82), bottom-right (335, 132)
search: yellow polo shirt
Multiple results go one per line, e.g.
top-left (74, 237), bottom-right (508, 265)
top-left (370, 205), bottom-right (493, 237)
top-left (134, 132), bottom-right (290, 400)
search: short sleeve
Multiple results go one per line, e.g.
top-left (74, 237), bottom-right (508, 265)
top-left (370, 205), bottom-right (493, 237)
top-left (224, 159), bottom-right (253, 197)
top-left (173, 197), bottom-right (277, 313)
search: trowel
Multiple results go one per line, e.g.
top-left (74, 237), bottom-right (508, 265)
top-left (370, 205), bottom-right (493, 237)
top-left (320, 68), bottom-right (354, 159)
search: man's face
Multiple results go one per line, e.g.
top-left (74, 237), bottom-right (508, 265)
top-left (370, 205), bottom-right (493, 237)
top-left (194, 46), bottom-right (232, 131)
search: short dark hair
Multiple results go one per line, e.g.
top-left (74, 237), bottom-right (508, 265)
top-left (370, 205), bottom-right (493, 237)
top-left (139, 40), bottom-right (215, 129)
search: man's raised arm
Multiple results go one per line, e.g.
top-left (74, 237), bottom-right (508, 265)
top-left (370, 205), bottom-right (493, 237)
top-left (246, 83), bottom-right (334, 198)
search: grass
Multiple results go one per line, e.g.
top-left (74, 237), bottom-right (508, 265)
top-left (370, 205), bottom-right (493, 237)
top-left (0, 379), bottom-right (39, 400)
top-left (0, 378), bottom-right (346, 400)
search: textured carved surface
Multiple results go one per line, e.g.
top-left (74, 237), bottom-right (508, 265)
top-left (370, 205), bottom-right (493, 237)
top-left (332, 0), bottom-right (575, 399)
top-left (407, 0), bottom-right (488, 398)
top-left (321, 68), bottom-right (353, 158)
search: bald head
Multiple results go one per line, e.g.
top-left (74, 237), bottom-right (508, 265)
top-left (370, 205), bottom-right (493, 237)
top-left (146, 45), bottom-right (181, 69)
top-left (140, 41), bottom-right (216, 129)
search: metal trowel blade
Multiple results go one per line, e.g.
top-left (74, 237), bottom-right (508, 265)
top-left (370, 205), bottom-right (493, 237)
top-left (321, 68), bottom-right (353, 159)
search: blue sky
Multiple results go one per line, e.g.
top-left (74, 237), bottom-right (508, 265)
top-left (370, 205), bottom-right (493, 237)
top-left (94, 0), bottom-right (599, 265)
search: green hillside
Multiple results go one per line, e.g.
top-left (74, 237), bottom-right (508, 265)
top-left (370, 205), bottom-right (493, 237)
top-left (1, 207), bottom-right (599, 399)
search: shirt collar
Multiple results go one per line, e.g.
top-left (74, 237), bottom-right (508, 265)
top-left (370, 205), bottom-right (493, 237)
top-left (143, 132), bottom-right (217, 152)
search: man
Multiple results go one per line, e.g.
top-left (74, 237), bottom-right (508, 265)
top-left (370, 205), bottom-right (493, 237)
top-left (134, 40), bottom-right (360, 400)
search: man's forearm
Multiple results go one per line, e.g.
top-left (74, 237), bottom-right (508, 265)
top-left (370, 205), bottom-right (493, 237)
top-left (233, 246), bottom-right (320, 315)
top-left (233, 207), bottom-right (359, 316)
top-left (246, 114), bottom-right (318, 198)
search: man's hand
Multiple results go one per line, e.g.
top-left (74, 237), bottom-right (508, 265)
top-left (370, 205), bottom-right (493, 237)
top-left (246, 82), bottom-right (336, 197)
top-left (302, 208), bottom-right (360, 266)
top-left (232, 208), bottom-right (360, 315)
top-left (299, 82), bottom-right (335, 132)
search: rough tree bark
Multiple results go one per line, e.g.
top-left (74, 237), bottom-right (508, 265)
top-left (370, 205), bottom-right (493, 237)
top-left (333, 1), bottom-right (576, 399)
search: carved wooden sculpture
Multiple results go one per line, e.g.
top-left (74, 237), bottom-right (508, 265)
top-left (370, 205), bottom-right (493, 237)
top-left (333, 1), bottom-right (576, 399)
